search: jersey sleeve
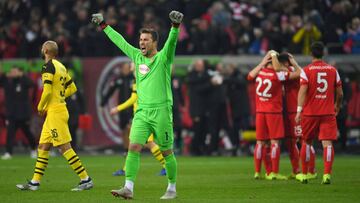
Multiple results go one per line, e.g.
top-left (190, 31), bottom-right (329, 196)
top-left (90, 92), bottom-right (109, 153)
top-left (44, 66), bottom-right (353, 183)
top-left (300, 69), bottom-right (308, 85)
top-left (103, 26), bottom-right (140, 61)
top-left (41, 61), bottom-right (55, 85)
top-left (116, 83), bottom-right (137, 111)
top-left (161, 27), bottom-right (179, 64)
top-left (276, 71), bottom-right (289, 81)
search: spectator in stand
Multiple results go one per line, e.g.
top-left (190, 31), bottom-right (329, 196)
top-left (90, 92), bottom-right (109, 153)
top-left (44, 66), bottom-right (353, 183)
top-left (292, 20), bottom-right (322, 55)
top-left (341, 17), bottom-right (360, 54)
top-left (0, 66), bottom-right (37, 160)
top-left (187, 59), bottom-right (212, 155)
top-left (225, 63), bottom-right (250, 156)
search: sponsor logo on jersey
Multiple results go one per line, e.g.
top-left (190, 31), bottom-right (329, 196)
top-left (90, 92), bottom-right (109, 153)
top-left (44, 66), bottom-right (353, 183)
top-left (139, 64), bottom-right (150, 75)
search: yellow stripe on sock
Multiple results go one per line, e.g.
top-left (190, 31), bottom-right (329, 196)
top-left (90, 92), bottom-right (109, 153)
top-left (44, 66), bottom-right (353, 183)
top-left (150, 145), bottom-right (166, 167)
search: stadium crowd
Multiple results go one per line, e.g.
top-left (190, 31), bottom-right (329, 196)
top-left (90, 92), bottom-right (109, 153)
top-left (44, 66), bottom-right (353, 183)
top-left (1, 0), bottom-right (360, 59)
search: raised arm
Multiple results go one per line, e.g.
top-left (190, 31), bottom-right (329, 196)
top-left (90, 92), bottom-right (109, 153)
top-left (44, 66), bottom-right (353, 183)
top-left (110, 84), bottom-right (138, 115)
top-left (92, 13), bottom-right (140, 60)
top-left (162, 11), bottom-right (184, 64)
top-left (287, 54), bottom-right (302, 80)
top-left (248, 52), bottom-right (272, 80)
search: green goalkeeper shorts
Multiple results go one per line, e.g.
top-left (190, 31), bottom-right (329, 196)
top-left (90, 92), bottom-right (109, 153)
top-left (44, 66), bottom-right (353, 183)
top-left (129, 106), bottom-right (174, 151)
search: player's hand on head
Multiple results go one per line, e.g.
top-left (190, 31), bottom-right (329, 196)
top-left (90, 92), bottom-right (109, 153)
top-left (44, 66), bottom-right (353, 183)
top-left (169, 10), bottom-right (184, 24)
top-left (91, 13), bottom-right (104, 25)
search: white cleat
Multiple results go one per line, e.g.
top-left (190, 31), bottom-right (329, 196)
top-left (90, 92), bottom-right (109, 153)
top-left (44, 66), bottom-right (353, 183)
top-left (16, 181), bottom-right (40, 191)
top-left (111, 187), bottom-right (133, 199)
top-left (160, 190), bottom-right (177, 200)
top-left (1, 152), bottom-right (12, 160)
top-left (71, 177), bottom-right (94, 191)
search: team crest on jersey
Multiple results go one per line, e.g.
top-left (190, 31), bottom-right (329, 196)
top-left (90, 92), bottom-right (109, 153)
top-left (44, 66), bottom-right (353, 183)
top-left (139, 64), bottom-right (150, 75)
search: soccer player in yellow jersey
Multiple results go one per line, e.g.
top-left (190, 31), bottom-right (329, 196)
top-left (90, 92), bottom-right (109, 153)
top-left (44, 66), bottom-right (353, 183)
top-left (16, 41), bottom-right (93, 191)
top-left (110, 80), bottom-right (167, 176)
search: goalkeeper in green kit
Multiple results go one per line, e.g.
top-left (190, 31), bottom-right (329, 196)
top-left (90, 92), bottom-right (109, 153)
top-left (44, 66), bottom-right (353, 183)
top-left (92, 10), bottom-right (183, 200)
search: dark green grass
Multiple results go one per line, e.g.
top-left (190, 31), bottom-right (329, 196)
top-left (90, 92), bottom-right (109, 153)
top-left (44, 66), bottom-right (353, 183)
top-left (0, 154), bottom-right (360, 202)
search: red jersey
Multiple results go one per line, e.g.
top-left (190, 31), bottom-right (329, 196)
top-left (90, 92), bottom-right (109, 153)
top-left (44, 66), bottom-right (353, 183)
top-left (283, 66), bottom-right (300, 113)
top-left (249, 67), bottom-right (289, 113)
top-left (300, 60), bottom-right (342, 116)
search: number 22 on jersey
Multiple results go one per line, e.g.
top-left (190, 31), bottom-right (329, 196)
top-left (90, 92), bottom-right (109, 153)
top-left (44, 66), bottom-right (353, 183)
top-left (256, 77), bottom-right (272, 98)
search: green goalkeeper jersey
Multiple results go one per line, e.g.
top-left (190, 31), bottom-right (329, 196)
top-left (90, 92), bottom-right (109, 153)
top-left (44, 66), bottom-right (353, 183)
top-left (103, 26), bottom-right (179, 109)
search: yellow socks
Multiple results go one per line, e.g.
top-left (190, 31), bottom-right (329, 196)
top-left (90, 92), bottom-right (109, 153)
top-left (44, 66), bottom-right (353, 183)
top-left (63, 148), bottom-right (88, 180)
top-left (32, 149), bottom-right (49, 183)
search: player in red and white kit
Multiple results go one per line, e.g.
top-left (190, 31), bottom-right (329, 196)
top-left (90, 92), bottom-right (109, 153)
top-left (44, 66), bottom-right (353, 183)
top-left (248, 51), bottom-right (299, 180)
top-left (273, 53), bottom-right (317, 179)
top-left (295, 42), bottom-right (343, 184)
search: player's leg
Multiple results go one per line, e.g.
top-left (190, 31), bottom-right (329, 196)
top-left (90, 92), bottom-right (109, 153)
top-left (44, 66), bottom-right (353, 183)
top-left (307, 145), bottom-right (317, 179)
top-left (113, 123), bottom-right (131, 176)
top-left (16, 143), bottom-right (52, 190)
top-left (319, 116), bottom-right (337, 184)
top-left (111, 110), bottom-right (150, 199)
top-left (58, 142), bottom-right (93, 191)
top-left (16, 116), bottom-right (53, 191)
top-left (285, 113), bottom-right (300, 177)
top-left (263, 141), bottom-right (272, 178)
top-left (297, 116), bottom-right (318, 183)
top-left (152, 106), bottom-right (177, 199)
top-left (267, 114), bottom-right (286, 180)
top-left (254, 113), bottom-right (268, 178)
top-left (145, 136), bottom-right (166, 176)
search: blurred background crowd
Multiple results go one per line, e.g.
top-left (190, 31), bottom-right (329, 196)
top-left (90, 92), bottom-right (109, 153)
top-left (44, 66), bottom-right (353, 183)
top-left (1, 0), bottom-right (360, 58)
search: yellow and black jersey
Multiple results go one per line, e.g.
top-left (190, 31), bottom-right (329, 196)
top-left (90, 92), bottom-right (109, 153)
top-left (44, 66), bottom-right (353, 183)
top-left (41, 59), bottom-right (73, 110)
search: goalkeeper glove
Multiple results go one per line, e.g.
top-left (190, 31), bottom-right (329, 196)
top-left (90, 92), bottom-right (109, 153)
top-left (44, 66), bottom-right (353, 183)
top-left (91, 13), bottom-right (107, 29)
top-left (169, 10), bottom-right (184, 27)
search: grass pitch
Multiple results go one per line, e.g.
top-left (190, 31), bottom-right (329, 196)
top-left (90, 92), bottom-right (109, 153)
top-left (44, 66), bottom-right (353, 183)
top-left (0, 154), bottom-right (359, 202)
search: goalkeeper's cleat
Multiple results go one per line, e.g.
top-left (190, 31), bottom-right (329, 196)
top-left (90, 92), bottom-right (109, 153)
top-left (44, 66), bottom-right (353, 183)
top-left (112, 169), bottom-right (125, 176)
top-left (265, 172), bottom-right (274, 180)
top-left (160, 190), bottom-right (177, 200)
top-left (159, 168), bottom-right (167, 176)
top-left (321, 174), bottom-right (331, 185)
top-left (16, 181), bottom-right (40, 191)
top-left (254, 172), bottom-right (261, 179)
top-left (111, 187), bottom-right (133, 199)
top-left (307, 173), bottom-right (318, 180)
top-left (295, 173), bottom-right (308, 184)
top-left (71, 177), bottom-right (93, 191)
top-left (273, 173), bottom-right (288, 180)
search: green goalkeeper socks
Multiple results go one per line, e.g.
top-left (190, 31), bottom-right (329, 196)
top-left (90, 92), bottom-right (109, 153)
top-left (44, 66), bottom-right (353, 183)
top-left (165, 153), bottom-right (177, 184)
top-left (125, 151), bottom-right (140, 182)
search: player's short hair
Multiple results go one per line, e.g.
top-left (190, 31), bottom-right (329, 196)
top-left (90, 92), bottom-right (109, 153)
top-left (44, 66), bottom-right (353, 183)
top-left (311, 41), bottom-right (324, 59)
top-left (139, 28), bottom-right (158, 42)
top-left (278, 53), bottom-right (290, 64)
top-left (43, 40), bottom-right (58, 56)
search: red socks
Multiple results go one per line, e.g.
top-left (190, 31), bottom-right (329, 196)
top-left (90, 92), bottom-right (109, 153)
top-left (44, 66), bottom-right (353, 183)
top-left (271, 143), bottom-right (280, 174)
top-left (286, 139), bottom-right (300, 174)
top-left (323, 145), bottom-right (334, 174)
top-left (263, 145), bottom-right (272, 175)
top-left (309, 146), bottom-right (316, 174)
top-left (254, 143), bottom-right (262, 173)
